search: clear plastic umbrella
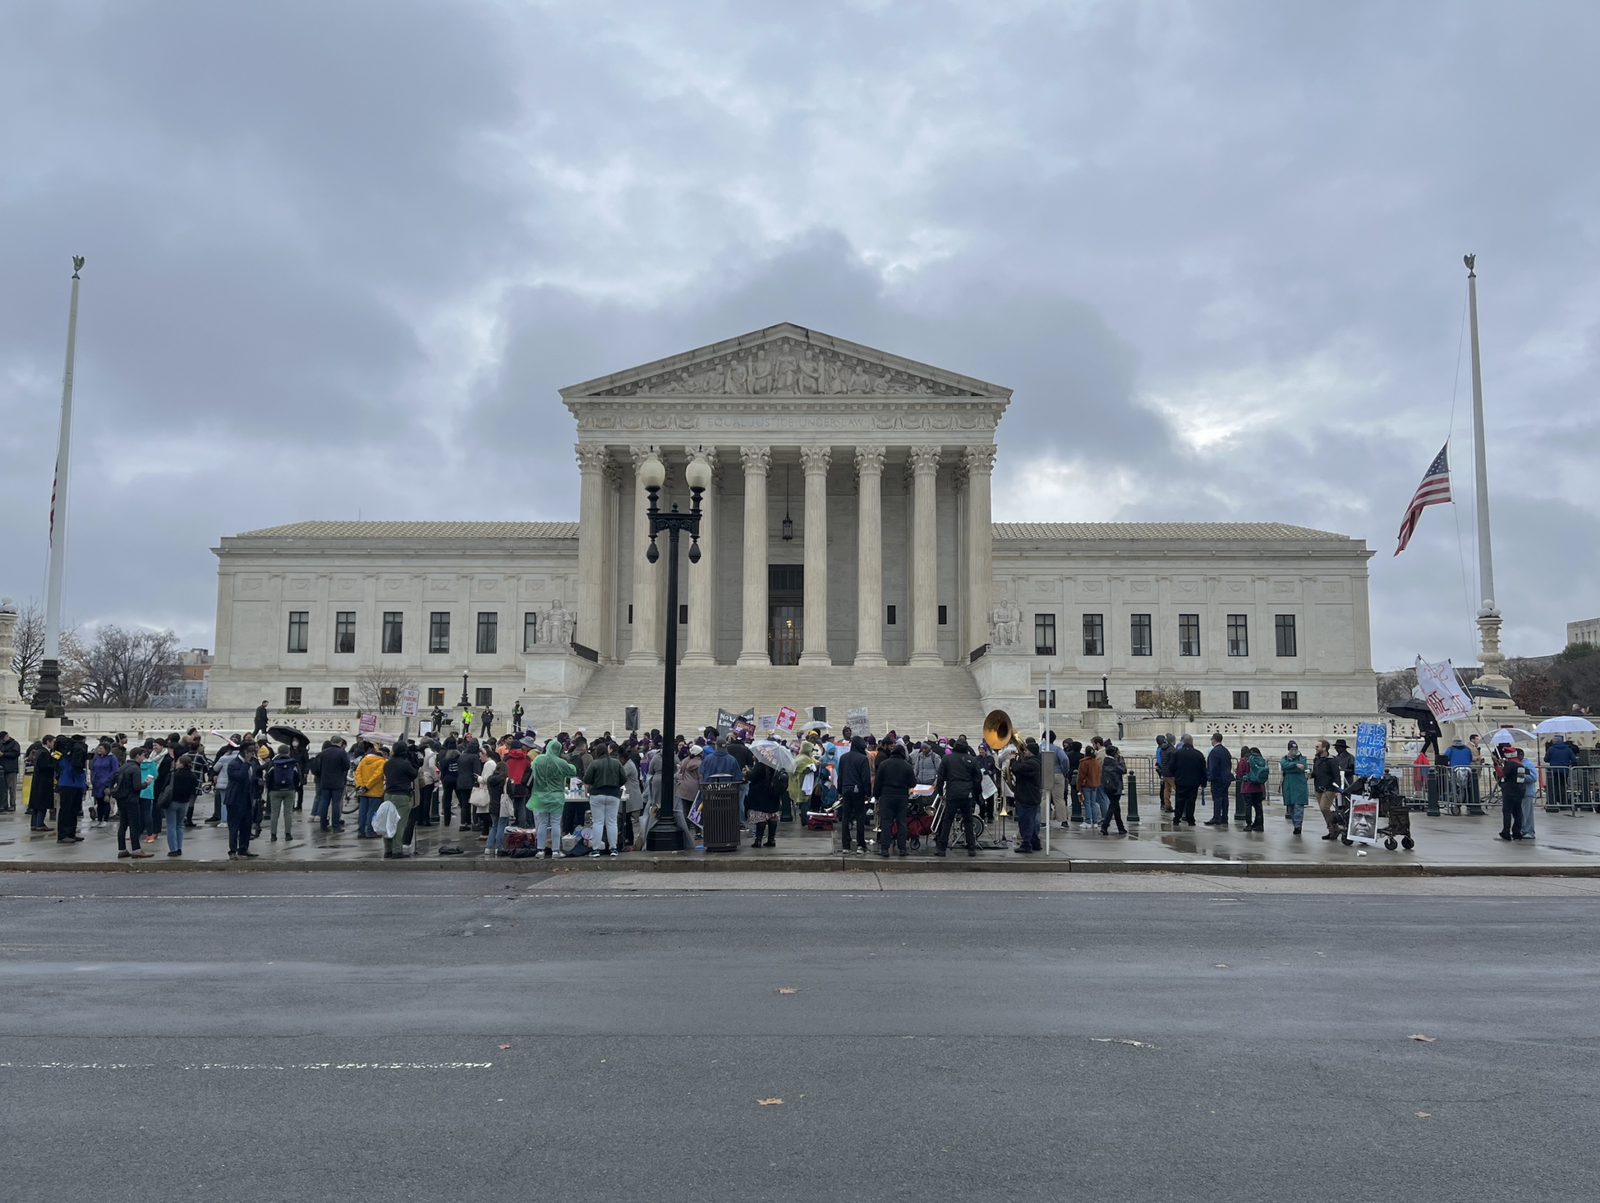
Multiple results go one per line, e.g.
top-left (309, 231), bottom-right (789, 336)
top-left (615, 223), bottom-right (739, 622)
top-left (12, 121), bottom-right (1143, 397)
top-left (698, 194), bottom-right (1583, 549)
top-left (1488, 728), bottom-right (1537, 746)
top-left (1533, 716), bottom-right (1599, 735)
top-left (751, 740), bottom-right (797, 772)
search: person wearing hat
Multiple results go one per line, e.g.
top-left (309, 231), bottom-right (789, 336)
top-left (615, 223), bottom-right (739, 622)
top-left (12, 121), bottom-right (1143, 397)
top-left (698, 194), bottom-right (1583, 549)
top-left (1280, 741), bottom-right (1309, 834)
top-left (1498, 746), bottom-right (1532, 840)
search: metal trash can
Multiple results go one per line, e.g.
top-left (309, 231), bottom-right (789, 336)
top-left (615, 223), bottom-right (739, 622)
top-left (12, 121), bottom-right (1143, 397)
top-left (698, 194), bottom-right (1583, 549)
top-left (700, 781), bottom-right (743, 852)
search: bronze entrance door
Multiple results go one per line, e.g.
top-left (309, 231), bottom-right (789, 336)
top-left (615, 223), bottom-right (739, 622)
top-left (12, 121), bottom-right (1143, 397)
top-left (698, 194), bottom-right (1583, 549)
top-left (769, 605), bottom-right (803, 665)
top-left (767, 563), bottom-right (804, 665)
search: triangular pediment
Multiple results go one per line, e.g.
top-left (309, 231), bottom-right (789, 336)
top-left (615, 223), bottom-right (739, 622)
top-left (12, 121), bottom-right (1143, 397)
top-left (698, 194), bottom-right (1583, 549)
top-left (560, 323), bottom-right (1009, 401)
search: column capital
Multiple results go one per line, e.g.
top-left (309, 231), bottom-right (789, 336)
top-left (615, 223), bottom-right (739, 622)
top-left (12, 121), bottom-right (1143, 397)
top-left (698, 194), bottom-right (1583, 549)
top-left (628, 443), bottom-right (659, 471)
top-left (855, 445), bottom-right (887, 476)
top-left (799, 445), bottom-right (832, 476)
top-left (740, 445), bottom-right (771, 476)
top-left (963, 444), bottom-right (998, 474)
top-left (576, 443), bottom-right (609, 474)
top-left (908, 446), bottom-right (941, 475)
top-left (682, 445), bottom-right (718, 471)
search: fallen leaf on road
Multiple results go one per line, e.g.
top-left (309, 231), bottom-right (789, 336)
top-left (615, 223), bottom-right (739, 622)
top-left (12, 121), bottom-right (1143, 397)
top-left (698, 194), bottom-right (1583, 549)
top-left (757, 1098), bottom-right (783, 1106)
top-left (1409, 1035), bottom-right (1436, 1043)
top-left (1215, 964), bottom-right (1228, 969)
top-left (1416, 1112), bottom-right (1431, 1118)
top-left (498, 1044), bottom-right (511, 1050)
top-left (777, 987), bottom-right (799, 995)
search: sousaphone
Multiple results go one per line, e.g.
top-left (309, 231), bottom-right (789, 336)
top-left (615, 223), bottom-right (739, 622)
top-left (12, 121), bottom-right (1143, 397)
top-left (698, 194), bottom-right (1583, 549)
top-left (983, 709), bottom-right (1024, 811)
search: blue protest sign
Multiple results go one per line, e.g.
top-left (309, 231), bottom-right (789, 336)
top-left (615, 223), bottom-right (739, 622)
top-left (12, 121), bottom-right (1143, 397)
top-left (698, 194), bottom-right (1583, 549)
top-left (1354, 722), bottom-right (1388, 777)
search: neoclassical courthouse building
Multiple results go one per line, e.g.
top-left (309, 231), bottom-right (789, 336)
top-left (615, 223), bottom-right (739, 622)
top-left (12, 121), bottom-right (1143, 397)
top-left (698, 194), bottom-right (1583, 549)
top-left (207, 324), bottom-right (1378, 737)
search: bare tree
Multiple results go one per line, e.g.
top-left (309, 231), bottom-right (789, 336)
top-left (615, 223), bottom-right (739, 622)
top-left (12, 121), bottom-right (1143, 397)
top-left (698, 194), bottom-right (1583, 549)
top-left (1139, 683), bottom-right (1200, 720)
top-left (68, 625), bottom-right (181, 709)
top-left (1376, 669), bottom-right (1417, 708)
top-left (355, 666), bottom-right (416, 716)
top-left (9, 600), bottom-right (85, 702)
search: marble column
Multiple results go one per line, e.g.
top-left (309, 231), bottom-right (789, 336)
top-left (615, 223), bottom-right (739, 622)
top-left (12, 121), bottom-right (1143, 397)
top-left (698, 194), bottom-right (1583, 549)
top-left (737, 446), bottom-right (771, 666)
top-left (963, 445), bottom-right (997, 659)
top-left (574, 444), bottom-right (609, 656)
top-left (907, 446), bottom-right (942, 665)
top-left (681, 446), bottom-right (718, 665)
top-left (627, 445), bottom-right (660, 665)
top-left (601, 459), bottom-right (624, 661)
top-left (853, 446), bottom-right (887, 667)
top-left (798, 445), bottom-right (832, 666)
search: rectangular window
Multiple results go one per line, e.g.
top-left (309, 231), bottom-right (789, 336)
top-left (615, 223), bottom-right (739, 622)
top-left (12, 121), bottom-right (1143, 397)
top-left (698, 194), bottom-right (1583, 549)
top-left (1086, 689), bottom-right (1109, 709)
top-left (1130, 613), bottom-right (1153, 657)
top-left (475, 687), bottom-right (493, 707)
top-left (429, 612), bottom-right (451, 654)
top-left (1179, 613), bottom-right (1201, 657)
top-left (1226, 614), bottom-right (1249, 657)
top-left (427, 687), bottom-right (445, 707)
top-left (628, 604), bottom-right (633, 625)
top-left (1034, 613), bottom-right (1057, 656)
top-left (1275, 614), bottom-right (1298, 657)
top-left (284, 686), bottom-right (302, 707)
top-left (332, 687), bottom-right (350, 706)
top-left (286, 611), bottom-right (308, 654)
top-left (1037, 689), bottom-right (1057, 709)
top-left (1082, 614), bottom-right (1105, 656)
top-left (1233, 690), bottom-right (1250, 710)
top-left (381, 612), bottom-right (403, 655)
top-left (379, 687), bottom-right (398, 711)
top-left (476, 612), bottom-right (498, 654)
top-left (1135, 689), bottom-right (1154, 709)
top-left (523, 612), bottom-right (538, 652)
top-left (334, 612), bottom-right (355, 655)
top-left (938, 604), bottom-right (948, 626)
top-left (1184, 690), bottom-right (1202, 711)
top-left (1280, 690), bottom-right (1299, 711)
top-left (886, 604), bottom-right (897, 626)
top-left (679, 603), bottom-right (688, 625)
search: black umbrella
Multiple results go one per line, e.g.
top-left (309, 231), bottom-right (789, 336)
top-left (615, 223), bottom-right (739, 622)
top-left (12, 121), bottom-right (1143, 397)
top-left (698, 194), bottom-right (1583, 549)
top-left (266, 724), bottom-right (307, 745)
top-left (1384, 699), bottom-right (1433, 722)
top-left (1467, 684), bottom-right (1510, 700)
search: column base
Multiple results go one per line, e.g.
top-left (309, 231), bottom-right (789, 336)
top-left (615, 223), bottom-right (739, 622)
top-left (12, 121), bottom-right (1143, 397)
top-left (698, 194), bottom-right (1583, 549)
top-left (906, 652), bottom-right (944, 666)
top-left (679, 651), bottom-right (716, 666)
top-left (625, 650), bottom-right (662, 667)
top-left (798, 652), bottom-right (833, 667)
top-left (852, 652), bottom-right (888, 668)
top-left (736, 651), bottom-right (771, 667)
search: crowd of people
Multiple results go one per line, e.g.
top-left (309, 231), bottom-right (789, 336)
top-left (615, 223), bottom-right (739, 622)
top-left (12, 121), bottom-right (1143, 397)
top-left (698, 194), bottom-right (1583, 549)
top-left (4, 718), bottom-right (1588, 859)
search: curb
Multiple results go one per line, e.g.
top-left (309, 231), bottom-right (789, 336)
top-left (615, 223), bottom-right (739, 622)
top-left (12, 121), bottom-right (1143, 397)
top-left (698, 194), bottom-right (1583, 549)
top-left (2, 856), bottom-right (1596, 878)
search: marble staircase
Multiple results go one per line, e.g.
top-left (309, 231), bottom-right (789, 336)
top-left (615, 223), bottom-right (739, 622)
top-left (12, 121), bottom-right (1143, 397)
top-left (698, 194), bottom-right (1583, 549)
top-left (559, 663), bottom-right (989, 741)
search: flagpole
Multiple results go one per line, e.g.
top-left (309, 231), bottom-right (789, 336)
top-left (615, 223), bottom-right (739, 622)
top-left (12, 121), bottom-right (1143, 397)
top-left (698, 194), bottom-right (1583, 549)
top-left (1464, 254), bottom-right (1510, 695)
top-left (32, 255), bottom-right (85, 717)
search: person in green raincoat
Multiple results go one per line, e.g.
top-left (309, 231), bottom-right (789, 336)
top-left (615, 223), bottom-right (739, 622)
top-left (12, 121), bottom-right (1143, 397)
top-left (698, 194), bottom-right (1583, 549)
top-left (528, 739), bottom-right (575, 857)
top-left (788, 740), bottom-right (818, 821)
top-left (1279, 740), bottom-right (1309, 835)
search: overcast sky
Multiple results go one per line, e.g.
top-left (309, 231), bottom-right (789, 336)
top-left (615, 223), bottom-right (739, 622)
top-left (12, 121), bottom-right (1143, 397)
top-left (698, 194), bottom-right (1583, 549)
top-left (2, 0), bottom-right (1595, 670)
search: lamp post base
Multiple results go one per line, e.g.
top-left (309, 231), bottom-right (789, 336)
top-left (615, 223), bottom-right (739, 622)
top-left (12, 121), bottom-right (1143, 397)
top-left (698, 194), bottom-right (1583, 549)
top-left (30, 657), bottom-right (65, 718)
top-left (645, 803), bottom-right (686, 851)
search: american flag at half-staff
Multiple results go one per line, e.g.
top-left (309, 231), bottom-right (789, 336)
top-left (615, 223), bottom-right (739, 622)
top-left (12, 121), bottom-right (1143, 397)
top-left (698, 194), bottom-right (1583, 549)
top-left (1395, 442), bottom-right (1452, 555)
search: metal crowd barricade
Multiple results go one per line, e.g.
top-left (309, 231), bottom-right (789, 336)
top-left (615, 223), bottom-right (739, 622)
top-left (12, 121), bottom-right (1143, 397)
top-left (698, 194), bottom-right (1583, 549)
top-left (1538, 763), bottom-right (1598, 814)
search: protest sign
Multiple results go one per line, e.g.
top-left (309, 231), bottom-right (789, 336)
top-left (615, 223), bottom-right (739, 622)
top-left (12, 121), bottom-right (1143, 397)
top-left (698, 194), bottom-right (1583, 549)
top-left (1354, 721), bottom-right (1388, 777)
top-left (846, 706), bottom-right (870, 735)
top-left (359, 712), bottom-right (378, 735)
top-left (775, 706), bottom-right (797, 733)
top-left (716, 708), bottom-right (737, 736)
top-left (1415, 656), bottom-right (1474, 722)
top-left (757, 715), bottom-right (778, 733)
top-left (1347, 796), bottom-right (1381, 845)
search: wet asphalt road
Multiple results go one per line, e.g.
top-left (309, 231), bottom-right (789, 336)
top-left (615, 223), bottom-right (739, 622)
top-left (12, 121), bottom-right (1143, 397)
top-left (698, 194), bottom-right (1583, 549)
top-left (1, 872), bottom-right (1596, 1202)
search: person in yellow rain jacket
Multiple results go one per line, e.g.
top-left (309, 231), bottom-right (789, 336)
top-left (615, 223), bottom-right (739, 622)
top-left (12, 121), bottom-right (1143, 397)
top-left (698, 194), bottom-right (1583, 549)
top-left (353, 745), bottom-right (388, 838)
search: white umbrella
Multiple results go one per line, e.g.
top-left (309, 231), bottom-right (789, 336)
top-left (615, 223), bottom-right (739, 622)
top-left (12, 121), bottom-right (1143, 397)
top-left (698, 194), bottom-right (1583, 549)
top-left (1534, 716), bottom-right (1599, 735)
top-left (1488, 728), bottom-right (1536, 747)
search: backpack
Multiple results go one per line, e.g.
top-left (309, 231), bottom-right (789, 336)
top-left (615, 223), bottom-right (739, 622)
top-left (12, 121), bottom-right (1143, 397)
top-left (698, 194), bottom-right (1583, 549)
top-left (268, 759), bottom-right (298, 790)
top-left (1247, 757), bottom-right (1269, 785)
top-left (772, 769), bottom-right (790, 798)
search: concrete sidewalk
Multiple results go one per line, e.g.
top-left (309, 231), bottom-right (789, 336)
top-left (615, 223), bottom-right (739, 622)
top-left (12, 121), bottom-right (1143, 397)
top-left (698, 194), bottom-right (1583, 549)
top-left (5, 804), bottom-right (1599, 875)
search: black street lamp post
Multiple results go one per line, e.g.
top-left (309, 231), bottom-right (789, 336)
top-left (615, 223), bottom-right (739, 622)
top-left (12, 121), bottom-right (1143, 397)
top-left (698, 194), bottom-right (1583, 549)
top-left (459, 670), bottom-right (470, 712)
top-left (641, 451), bottom-right (712, 852)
